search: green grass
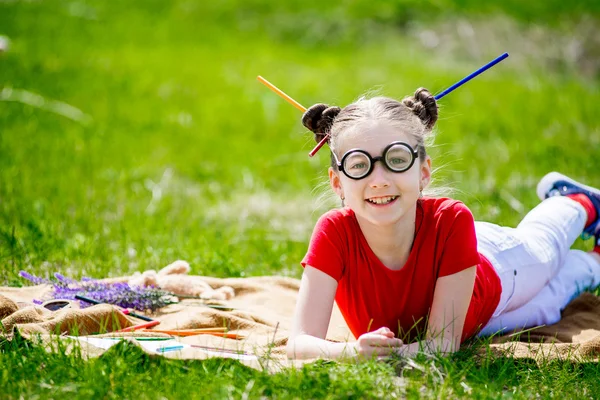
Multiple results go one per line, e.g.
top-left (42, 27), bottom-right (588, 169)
top-left (1, 0), bottom-right (600, 398)
top-left (2, 334), bottom-right (600, 398)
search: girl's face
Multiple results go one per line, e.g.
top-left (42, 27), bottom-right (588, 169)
top-left (329, 120), bottom-right (431, 227)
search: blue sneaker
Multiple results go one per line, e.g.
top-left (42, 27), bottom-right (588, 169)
top-left (537, 172), bottom-right (600, 242)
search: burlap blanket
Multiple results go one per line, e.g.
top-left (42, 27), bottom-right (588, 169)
top-left (2, 276), bottom-right (600, 371)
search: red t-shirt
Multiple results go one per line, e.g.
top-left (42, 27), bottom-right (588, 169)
top-left (301, 197), bottom-right (501, 343)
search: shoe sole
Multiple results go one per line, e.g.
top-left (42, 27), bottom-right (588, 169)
top-left (537, 171), bottom-right (600, 202)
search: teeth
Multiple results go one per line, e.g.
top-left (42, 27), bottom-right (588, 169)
top-left (367, 196), bottom-right (397, 205)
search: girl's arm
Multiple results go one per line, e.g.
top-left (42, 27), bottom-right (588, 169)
top-left (397, 265), bottom-right (477, 357)
top-left (287, 266), bottom-right (403, 360)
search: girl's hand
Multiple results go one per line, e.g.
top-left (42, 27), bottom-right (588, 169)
top-left (353, 327), bottom-right (404, 358)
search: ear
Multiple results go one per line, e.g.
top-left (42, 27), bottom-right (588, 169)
top-left (328, 167), bottom-right (344, 198)
top-left (420, 155), bottom-right (432, 190)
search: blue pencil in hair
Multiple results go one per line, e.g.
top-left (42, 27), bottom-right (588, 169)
top-left (434, 52), bottom-right (509, 100)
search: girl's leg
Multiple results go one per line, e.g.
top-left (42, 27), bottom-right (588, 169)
top-left (479, 249), bottom-right (600, 336)
top-left (508, 195), bottom-right (587, 309)
top-left (476, 196), bottom-right (587, 317)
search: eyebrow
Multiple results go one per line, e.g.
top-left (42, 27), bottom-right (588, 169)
top-left (341, 143), bottom-right (418, 155)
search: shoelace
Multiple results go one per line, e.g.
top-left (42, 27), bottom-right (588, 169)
top-left (547, 187), bottom-right (565, 197)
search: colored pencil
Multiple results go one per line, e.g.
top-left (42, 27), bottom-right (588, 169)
top-left (156, 345), bottom-right (185, 353)
top-left (190, 344), bottom-right (255, 356)
top-left (105, 337), bottom-right (172, 341)
top-left (139, 327), bottom-right (227, 335)
top-left (122, 310), bottom-right (154, 322)
top-left (255, 75), bottom-right (329, 157)
top-left (433, 52), bottom-right (509, 100)
top-left (256, 76), bottom-right (306, 112)
top-left (201, 332), bottom-right (244, 340)
top-left (138, 328), bottom-right (243, 339)
top-left (257, 52), bottom-right (509, 157)
top-left (75, 294), bottom-right (154, 322)
top-left (115, 320), bottom-right (160, 333)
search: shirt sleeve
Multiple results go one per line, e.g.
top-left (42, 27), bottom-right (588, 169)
top-left (438, 202), bottom-right (481, 277)
top-left (301, 212), bottom-right (346, 282)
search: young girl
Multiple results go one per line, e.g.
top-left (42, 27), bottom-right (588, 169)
top-left (287, 88), bottom-right (600, 360)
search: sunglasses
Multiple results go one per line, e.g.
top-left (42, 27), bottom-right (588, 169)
top-left (41, 299), bottom-right (74, 311)
top-left (332, 141), bottom-right (419, 180)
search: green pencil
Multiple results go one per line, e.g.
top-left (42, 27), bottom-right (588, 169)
top-left (105, 337), bottom-right (172, 341)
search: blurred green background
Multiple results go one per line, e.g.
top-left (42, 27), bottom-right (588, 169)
top-left (1, 0), bottom-right (599, 284)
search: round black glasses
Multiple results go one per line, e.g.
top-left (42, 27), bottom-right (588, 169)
top-left (332, 141), bottom-right (419, 180)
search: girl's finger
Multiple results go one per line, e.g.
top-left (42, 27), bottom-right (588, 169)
top-left (363, 337), bottom-right (403, 347)
top-left (372, 327), bottom-right (394, 337)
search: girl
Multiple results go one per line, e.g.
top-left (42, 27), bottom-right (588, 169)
top-left (287, 88), bottom-right (600, 360)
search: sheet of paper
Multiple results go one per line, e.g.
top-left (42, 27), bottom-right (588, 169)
top-left (68, 337), bottom-right (258, 360)
top-left (67, 336), bottom-right (190, 353)
top-left (68, 336), bottom-right (120, 350)
top-left (198, 349), bottom-right (258, 361)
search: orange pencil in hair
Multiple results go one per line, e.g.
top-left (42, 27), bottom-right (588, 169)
top-left (256, 75), bottom-right (329, 157)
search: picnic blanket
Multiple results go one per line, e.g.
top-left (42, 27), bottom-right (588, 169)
top-left (2, 275), bottom-right (600, 371)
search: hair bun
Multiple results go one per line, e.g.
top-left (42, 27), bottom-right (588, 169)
top-left (401, 87), bottom-right (438, 130)
top-left (302, 103), bottom-right (342, 143)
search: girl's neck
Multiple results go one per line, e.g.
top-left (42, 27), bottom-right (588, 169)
top-left (355, 204), bottom-right (418, 271)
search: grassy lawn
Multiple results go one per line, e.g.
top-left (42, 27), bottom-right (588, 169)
top-left (1, 1), bottom-right (600, 398)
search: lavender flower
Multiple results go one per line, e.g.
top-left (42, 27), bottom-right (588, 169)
top-left (19, 271), bottom-right (50, 285)
top-left (54, 273), bottom-right (76, 285)
top-left (19, 271), bottom-right (174, 311)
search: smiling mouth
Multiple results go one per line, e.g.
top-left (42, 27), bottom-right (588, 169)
top-left (365, 195), bottom-right (399, 205)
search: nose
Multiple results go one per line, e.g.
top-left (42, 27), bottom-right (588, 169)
top-left (368, 161), bottom-right (390, 188)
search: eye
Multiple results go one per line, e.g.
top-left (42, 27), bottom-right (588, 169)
top-left (349, 162), bottom-right (368, 170)
top-left (389, 157), bottom-right (408, 165)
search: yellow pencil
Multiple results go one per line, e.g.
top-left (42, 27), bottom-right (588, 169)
top-left (256, 76), bottom-right (306, 112)
top-left (256, 75), bottom-right (329, 157)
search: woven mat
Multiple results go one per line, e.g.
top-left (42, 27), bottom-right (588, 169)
top-left (2, 276), bottom-right (600, 371)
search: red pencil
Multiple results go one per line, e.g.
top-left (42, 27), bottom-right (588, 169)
top-left (115, 320), bottom-right (160, 333)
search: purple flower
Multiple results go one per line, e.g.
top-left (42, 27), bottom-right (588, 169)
top-left (19, 271), bottom-right (174, 311)
top-left (19, 271), bottom-right (50, 285)
top-left (54, 273), bottom-right (76, 285)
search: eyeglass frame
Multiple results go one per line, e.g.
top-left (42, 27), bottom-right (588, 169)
top-left (331, 141), bottom-right (420, 180)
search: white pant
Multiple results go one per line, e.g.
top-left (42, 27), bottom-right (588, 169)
top-left (477, 196), bottom-right (600, 336)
